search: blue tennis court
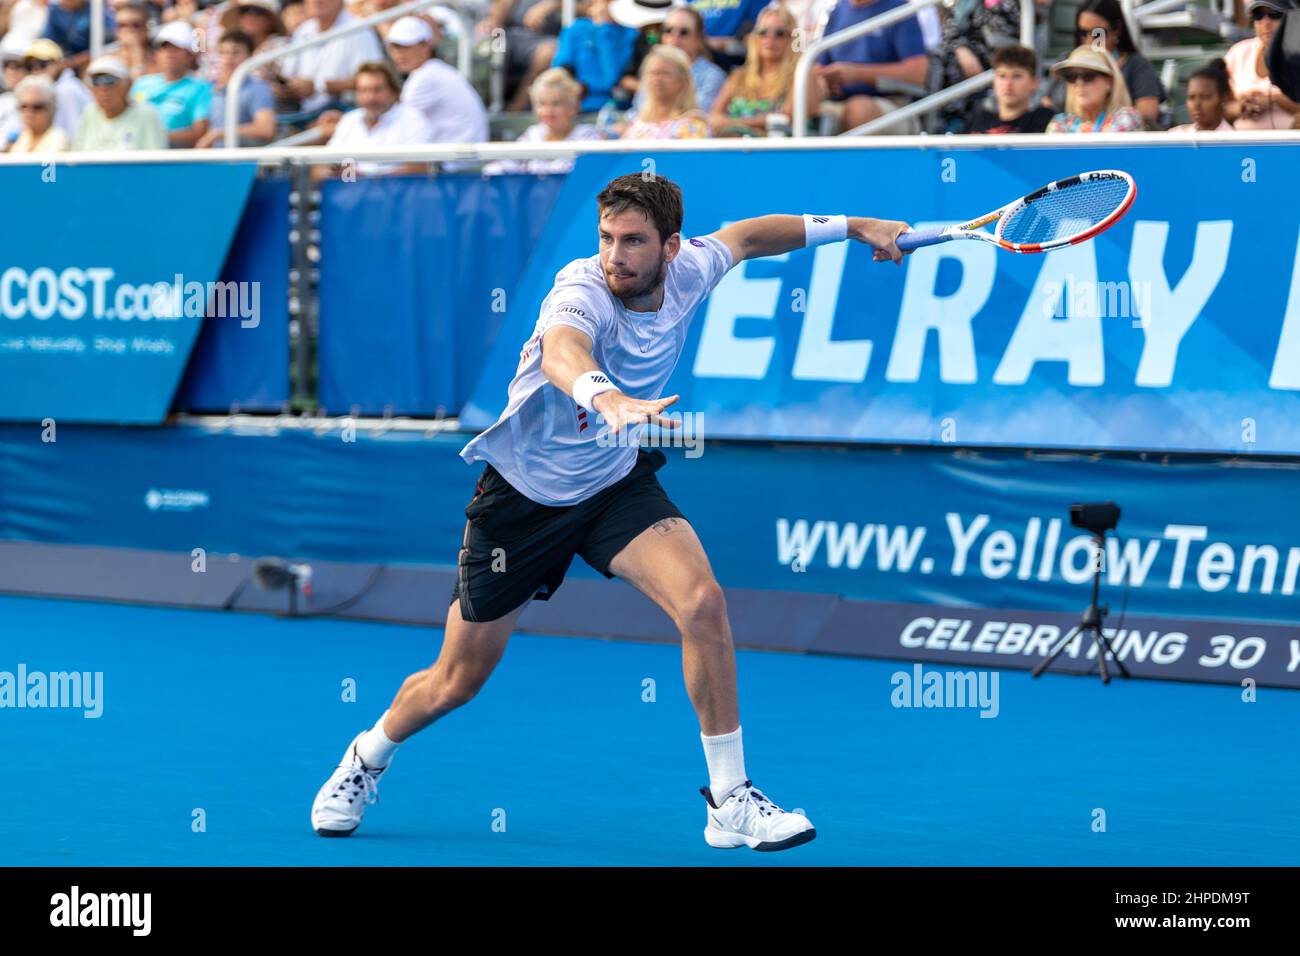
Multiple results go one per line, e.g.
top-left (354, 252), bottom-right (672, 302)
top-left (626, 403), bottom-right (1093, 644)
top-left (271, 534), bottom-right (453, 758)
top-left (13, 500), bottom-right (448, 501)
top-left (5, 592), bottom-right (1296, 867)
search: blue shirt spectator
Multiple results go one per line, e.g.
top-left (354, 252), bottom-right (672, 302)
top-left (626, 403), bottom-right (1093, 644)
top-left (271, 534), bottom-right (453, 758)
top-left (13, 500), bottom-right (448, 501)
top-left (815, 0), bottom-right (927, 99)
top-left (211, 77), bottom-right (275, 134)
top-left (133, 74), bottom-right (214, 132)
top-left (42, 0), bottom-right (112, 58)
top-left (552, 2), bottom-right (638, 112)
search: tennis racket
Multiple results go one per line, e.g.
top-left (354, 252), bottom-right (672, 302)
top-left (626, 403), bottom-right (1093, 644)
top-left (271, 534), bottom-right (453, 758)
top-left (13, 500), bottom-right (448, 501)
top-left (895, 170), bottom-right (1137, 254)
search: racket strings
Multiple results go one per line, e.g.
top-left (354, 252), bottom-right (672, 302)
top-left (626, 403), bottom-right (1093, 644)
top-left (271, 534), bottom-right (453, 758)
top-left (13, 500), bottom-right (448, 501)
top-left (998, 177), bottom-right (1131, 246)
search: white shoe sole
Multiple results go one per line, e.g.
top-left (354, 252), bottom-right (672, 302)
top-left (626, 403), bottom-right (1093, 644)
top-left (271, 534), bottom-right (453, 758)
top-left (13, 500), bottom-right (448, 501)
top-left (704, 825), bottom-right (817, 852)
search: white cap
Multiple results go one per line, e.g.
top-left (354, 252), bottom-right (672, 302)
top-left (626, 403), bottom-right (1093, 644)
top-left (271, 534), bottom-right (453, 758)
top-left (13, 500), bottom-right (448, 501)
top-left (86, 55), bottom-right (132, 80)
top-left (154, 20), bottom-right (195, 50)
top-left (386, 16), bottom-right (434, 46)
top-left (1, 33), bottom-right (28, 61)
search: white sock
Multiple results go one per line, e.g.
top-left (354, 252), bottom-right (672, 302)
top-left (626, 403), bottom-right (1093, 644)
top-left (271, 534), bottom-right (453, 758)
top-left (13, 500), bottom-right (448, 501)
top-left (701, 725), bottom-right (746, 802)
top-left (355, 710), bottom-right (400, 769)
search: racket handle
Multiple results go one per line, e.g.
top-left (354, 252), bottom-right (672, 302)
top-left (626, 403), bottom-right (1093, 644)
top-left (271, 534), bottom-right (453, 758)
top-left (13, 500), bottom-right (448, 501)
top-left (896, 227), bottom-right (951, 252)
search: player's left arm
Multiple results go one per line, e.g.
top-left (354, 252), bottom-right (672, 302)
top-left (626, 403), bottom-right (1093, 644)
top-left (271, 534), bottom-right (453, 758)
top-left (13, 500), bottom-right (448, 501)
top-left (710, 214), bottom-right (912, 267)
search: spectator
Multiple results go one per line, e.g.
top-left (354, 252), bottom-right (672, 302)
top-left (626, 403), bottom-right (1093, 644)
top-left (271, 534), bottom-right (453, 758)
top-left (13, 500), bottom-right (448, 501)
top-left (1169, 59), bottom-right (1234, 132)
top-left (619, 43), bottom-right (710, 137)
top-left (319, 61), bottom-right (432, 177)
top-left (281, 0), bottom-right (307, 34)
top-left (813, 0), bottom-right (927, 133)
top-left (24, 38), bottom-right (90, 140)
top-left (0, 0), bottom-right (52, 50)
top-left (627, 3), bottom-right (725, 120)
top-left (483, 67), bottom-right (600, 174)
top-left (384, 15), bottom-right (487, 142)
top-left (969, 44), bottom-right (1054, 133)
top-left (0, 35), bottom-right (26, 149)
top-left (279, 0), bottom-right (384, 113)
top-left (221, 0), bottom-right (291, 87)
top-left (1064, 0), bottom-right (1164, 128)
top-left (688, 0), bottom-right (768, 71)
top-left (477, 0), bottom-right (563, 112)
top-left (197, 29), bottom-right (277, 147)
top-left (133, 21), bottom-right (212, 147)
top-left (708, 1), bottom-right (799, 136)
top-left (610, 0), bottom-right (668, 107)
top-left (1045, 44), bottom-right (1141, 132)
top-left (924, 0), bottom-right (1021, 132)
top-left (10, 73), bottom-right (69, 151)
top-left (1225, 0), bottom-right (1299, 130)
top-left (41, 0), bottom-right (110, 72)
top-left (192, 0), bottom-right (233, 83)
top-left (74, 55), bottom-right (168, 149)
top-left (552, 0), bottom-right (637, 112)
top-left (113, 1), bottom-right (156, 80)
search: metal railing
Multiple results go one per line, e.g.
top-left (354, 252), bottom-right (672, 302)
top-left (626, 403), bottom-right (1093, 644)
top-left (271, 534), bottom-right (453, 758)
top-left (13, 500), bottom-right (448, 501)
top-left (225, 0), bottom-right (475, 148)
top-left (793, 0), bottom-right (1035, 137)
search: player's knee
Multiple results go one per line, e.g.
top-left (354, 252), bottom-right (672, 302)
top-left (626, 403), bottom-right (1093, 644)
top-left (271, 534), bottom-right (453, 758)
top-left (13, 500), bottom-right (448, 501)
top-left (675, 579), bottom-right (728, 635)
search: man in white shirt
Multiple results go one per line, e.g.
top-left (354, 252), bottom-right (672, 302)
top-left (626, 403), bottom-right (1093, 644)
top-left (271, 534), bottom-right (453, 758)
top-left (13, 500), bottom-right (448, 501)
top-left (319, 60), bottom-right (432, 177)
top-left (385, 15), bottom-right (487, 143)
top-left (310, 172), bottom-right (912, 853)
top-left (279, 0), bottom-right (383, 113)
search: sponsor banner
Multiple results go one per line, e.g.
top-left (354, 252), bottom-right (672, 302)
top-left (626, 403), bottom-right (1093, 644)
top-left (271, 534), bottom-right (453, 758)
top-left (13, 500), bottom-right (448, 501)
top-left (0, 162), bottom-right (258, 424)
top-left (814, 601), bottom-right (1300, 688)
top-left (1, 424), bottom-right (1296, 633)
top-left (461, 143), bottom-right (1300, 454)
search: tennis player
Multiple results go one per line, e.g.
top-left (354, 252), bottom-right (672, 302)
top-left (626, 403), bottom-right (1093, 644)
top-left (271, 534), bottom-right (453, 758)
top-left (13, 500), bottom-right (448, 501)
top-left (311, 173), bottom-right (909, 851)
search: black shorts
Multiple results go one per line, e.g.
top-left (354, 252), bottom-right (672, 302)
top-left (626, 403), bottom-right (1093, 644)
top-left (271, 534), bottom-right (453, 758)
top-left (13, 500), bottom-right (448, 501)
top-left (450, 448), bottom-right (686, 623)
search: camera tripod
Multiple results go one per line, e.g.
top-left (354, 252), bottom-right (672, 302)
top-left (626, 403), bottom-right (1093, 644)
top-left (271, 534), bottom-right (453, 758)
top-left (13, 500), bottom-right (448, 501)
top-left (1032, 531), bottom-right (1131, 684)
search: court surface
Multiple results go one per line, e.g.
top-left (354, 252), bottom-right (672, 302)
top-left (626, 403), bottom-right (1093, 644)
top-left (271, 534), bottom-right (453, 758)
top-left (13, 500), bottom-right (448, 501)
top-left (3, 593), bottom-right (1296, 866)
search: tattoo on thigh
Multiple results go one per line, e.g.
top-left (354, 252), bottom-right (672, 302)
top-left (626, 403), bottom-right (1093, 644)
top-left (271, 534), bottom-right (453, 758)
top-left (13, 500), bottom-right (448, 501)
top-left (652, 517), bottom-right (685, 536)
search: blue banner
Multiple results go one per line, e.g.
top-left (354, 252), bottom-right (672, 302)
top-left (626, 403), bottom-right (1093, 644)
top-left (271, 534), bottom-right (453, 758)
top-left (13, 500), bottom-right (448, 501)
top-left (174, 177), bottom-right (291, 413)
top-left (0, 162), bottom-right (258, 424)
top-left (317, 173), bottom-right (564, 417)
top-left (2, 423), bottom-right (1296, 629)
top-left (461, 143), bottom-right (1300, 455)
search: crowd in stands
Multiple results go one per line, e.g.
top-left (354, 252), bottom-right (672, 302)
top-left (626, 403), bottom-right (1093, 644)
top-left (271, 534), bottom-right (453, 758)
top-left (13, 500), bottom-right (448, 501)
top-left (1, 0), bottom-right (1296, 166)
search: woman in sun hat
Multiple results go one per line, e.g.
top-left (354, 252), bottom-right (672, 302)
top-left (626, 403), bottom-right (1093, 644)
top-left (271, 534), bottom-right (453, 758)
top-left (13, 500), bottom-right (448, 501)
top-left (1045, 43), bottom-right (1142, 133)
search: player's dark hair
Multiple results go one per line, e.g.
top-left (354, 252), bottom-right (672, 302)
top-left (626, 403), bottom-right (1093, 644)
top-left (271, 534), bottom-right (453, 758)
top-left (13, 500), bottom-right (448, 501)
top-left (992, 44), bottom-right (1037, 74)
top-left (1189, 58), bottom-right (1230, 97)
top-left (596, 174), bottom-right (684, 244)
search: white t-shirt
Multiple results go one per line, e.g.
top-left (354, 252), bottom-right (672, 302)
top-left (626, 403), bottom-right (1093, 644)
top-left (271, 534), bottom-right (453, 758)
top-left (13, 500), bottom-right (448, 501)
top-left (400, 57), bottom-right (488, 143)
top-left (459, 234), bottom-right (734, 505)
top-left (327, 101), bottom-right (433, 175)
top-left (281, 12), bottom-right (384, 112)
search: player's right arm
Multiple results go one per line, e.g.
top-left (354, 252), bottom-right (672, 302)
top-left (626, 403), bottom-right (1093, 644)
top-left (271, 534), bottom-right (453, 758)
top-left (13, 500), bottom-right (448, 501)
top-left (539, 325), bottom-right (680, 432)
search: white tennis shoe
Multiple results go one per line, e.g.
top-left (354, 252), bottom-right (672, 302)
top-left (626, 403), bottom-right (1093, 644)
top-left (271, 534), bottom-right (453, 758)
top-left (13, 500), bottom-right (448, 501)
top-left (311, 731), bottom-right (389, 837)
top-left (701, 779), bottom-right (816, 851)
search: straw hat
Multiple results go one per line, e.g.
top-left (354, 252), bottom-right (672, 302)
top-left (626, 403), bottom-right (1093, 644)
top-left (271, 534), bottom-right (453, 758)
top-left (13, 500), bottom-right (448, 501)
top-left (1049, 45), bottom-right (1120, 81)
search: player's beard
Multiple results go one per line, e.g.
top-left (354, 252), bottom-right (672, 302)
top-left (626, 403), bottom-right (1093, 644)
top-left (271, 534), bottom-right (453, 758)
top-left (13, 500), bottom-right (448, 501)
top-left (607, 256), bottom-right (667, 304)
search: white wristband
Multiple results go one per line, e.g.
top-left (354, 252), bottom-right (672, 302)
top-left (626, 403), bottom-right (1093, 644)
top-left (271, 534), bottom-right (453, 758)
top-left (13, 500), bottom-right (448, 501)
top-left (803, 214), bottom-right (848, 247)
top-left (572, 370), bottom-right (617, 412)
